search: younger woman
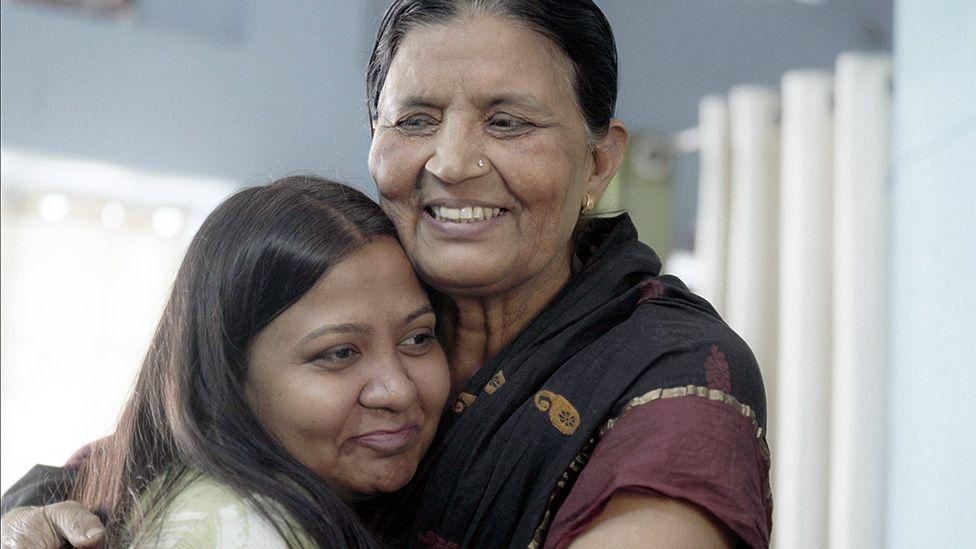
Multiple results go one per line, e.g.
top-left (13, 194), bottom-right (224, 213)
top-left (36, 176), bottom-right (449, 547)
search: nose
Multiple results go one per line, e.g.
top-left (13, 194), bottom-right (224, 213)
top-left (424, 118), bottom-right (486, 185)
top-left (359, 353), bottom-right (419, 413)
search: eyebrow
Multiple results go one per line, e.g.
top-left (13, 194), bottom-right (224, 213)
top-left (483, 94), bottom-right (555, 115)
top-left (395, 96), bottom-right (443, 111)
top-left (393, 94), bottom-right (554, 116)
top-left (300, 305), bottom-right (435, 343)
top-left (301, 322), bottom-right (372, 343)
top-left (402, 305), bottom-right (435, 326)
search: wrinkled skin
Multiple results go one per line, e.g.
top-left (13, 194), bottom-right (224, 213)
top-left (1, 502), bottom-right (104, 548)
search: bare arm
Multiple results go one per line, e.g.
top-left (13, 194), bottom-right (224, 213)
top-left (569, 492), bottom-right (733, 549)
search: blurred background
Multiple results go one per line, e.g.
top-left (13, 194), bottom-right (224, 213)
top-left (1, 1), bottom-right (973, 547)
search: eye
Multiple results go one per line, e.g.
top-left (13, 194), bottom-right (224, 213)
top-left (398, 330), bottom-right (437, 356)
top-left (487, 113), bottom-right (533, 134)
top-left (313, 345), bottom-right (361, 369)
top-left (395, 113), bottom-right (439, 134)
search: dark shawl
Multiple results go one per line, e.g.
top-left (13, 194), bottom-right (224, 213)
top-left (1, 465), bottom-right (77, 516)
top-left (377, 214), bottom-right (770, 548)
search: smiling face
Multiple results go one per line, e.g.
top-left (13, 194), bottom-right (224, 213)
top-left (244, 237), bottom-right (450, 498)
top-left (368, 14), bottom-right (606, 298)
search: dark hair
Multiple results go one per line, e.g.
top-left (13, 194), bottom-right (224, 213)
top-left (366, 0), bottom-right (618, 139)
top-left (74, 176), bottom-right (395, 548)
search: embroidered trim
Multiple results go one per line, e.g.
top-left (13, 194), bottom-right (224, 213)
top-left (528, 384), bottom-right (771, 547)
top-left (534, 390), bottom-right (581, 435)
top-left (452, 392), bottom-right (477, 414)
top-left (528, 437), bottom-right (596, 549)
top-left (601, 384), bottom-right (769, 459)
top-left (484, 371), bottom-right (506, 394)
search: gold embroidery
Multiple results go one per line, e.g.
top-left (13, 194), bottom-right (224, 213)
top-left (600, 384), bottom-right (769, 459)
top-left (528, 437), bottom-right (596, 548)
top-left (528, 384), bottom-right (771, 547)
top-left (484, 371), bottom-right (506, 394)
top-left (452, 392), bottom-right (478, 414)
top-left (533, 390), bottom-right (581, 435)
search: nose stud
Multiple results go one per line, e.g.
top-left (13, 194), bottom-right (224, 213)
top-left (477, 159), bottom-right (486, 168)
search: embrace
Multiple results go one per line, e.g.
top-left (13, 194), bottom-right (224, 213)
top-left (0, 1), bottom-right (771, 548)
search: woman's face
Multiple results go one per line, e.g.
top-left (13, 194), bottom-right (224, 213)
top-left (245, 237), bottom-right (450, 498)
top-left (368, 14), bottom-right (603, 297)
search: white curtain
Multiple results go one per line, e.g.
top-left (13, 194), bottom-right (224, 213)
top-left (695, 95), bottom-right (731, 315)
top-left (829, 53), bottom-right (891, 549)
top-left (694, 52), bottom-right (893, 548)
top-left (777, 69), bottom-right (834, 549)
top-left (725, 85), bottom-right (781, 444)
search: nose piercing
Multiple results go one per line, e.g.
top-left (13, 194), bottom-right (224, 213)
top-left (477, 159), bottom-right (486, 168)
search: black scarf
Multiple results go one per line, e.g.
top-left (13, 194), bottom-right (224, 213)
top-left (376, 214), bottom-right (766, 548)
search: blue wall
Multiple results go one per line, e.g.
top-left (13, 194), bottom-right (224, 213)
top-left (1, 0), bottom-right (378, 192)
top-left (886, 1), bottom-right (976, 546)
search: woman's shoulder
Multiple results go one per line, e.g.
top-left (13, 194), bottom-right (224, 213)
top-left (542, 275), bottom-right (772, 548)
top-left (624, 274), bottom-right (765, 405)
top-left (133, 473), bottom-right (308, 548)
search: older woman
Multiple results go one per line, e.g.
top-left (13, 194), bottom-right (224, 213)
top-left (2, 1), bottom-right (771, 547)
top-left (365, 1), bottom-right (770, 548)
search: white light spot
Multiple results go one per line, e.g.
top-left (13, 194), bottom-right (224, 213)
top-left (152, 206), bottom-right (184, 238)
top-left (101, 200), bottom-right (126, 230)
top-left (38, 193), bottom-right (71, 223)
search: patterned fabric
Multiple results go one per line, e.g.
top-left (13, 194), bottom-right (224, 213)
top-left (132, 474), bottom-right (314, 549)
top-left (545, 388), bottom-right (771, 548)
top-left (375, 214), bottom-right (771, 548)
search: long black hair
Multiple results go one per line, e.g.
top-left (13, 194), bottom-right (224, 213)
top-left (74, 175), bottom-right (396, 548)
top-left (366, 0), bottom-right (618, 140)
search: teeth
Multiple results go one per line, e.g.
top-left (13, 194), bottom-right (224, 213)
top-left (431, 206), bottom-right (504, 223)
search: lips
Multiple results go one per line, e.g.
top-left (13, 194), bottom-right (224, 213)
top-left (353, 426), bottom-right (420, 453)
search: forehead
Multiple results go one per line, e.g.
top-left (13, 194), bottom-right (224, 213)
top-left (279, 239), bottom-right (428, 331)
top-left (382, 14), bottom-right (577, 108)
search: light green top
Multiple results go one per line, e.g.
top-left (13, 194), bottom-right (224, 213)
top-left (130, 473), bottom-right (315, 548)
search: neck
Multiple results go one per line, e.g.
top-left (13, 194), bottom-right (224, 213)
top-left (435, 252), bottom-right (573, 396)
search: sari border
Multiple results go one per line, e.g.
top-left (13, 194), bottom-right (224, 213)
top-left (601, 384), bottom-right (769, 459)
top-left (529, 384), bottom-right (770, 548)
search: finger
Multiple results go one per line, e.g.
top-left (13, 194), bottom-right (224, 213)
top-left (42, 501), bottom-right (105, 548)
top-left (1, 506), bottom-right (63, 549)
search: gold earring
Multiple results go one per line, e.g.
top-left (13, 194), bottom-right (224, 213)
top-left (580, 193), bottom-right (595, 215)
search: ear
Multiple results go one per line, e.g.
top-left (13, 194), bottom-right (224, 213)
top-left (585, 119), bottom-right (629, 203)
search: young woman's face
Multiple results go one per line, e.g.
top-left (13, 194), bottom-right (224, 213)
top-left (245, 236), bottom-right (450, 498)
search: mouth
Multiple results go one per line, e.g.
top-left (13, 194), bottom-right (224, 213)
top-left (425, 205), bottom-right (508, 223)
top-left (353, 425), bottom-right (420, 454)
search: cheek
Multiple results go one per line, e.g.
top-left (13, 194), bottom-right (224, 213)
top-left (256, 375), bottom-right (357, 450)
top-left (505, 141), bottom-right (586, 220)
top-left (370, 133), bottom-right (420, 200)
top-left (417, 360), bottom-right (451, 412)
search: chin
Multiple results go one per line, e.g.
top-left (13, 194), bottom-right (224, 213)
top-left (368, 468), bottom-right (416, 494)
top-left (419, 259), bottom-right (514, 295)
